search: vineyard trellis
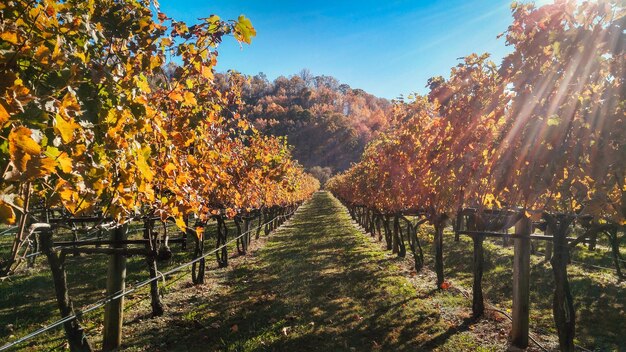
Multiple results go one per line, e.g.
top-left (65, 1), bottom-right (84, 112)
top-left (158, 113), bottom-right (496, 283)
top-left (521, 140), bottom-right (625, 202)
top-left (338, 198), bottom-right (623, 351)
top-left (328, 1), bottom-right (624, 351)
top-left (0, 0), bottom-right (320, 350)
top-left (0, 206), bottom-right (300, 351)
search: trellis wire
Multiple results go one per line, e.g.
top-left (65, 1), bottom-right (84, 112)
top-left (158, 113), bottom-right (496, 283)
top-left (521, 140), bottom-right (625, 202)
top-left (0, 208), bottom-right (297, 351)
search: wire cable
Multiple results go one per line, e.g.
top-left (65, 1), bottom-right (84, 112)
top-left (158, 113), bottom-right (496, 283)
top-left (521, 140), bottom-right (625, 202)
top-left (0, 209), bottom-right (297, 351)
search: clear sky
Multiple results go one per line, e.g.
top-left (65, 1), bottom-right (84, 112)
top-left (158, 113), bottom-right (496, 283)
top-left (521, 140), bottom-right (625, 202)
top-left (159, 0), bottom-right (530, 99)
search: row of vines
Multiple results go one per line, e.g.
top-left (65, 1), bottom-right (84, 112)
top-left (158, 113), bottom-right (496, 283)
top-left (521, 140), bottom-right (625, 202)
top-left (0, 0), bottom-right (319, 350)
top-left (327, 1), bottom-right (624, 351)
top-left (0, 0), bottom-right (318, 276)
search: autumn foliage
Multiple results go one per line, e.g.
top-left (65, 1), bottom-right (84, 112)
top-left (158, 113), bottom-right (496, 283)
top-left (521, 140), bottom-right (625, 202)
top-left (0, 1), bottom-right (318, 234)
top-left (328, 0), bottom-right (625, 226)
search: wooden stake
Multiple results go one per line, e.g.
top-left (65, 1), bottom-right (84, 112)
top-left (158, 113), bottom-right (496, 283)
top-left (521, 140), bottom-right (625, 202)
top-left (544, 225), bottom-right (553, 262)
top-left (511, 216), bottom-right (531, 348)
top-left (103, 225), bottom-right (128, 351)
top-left (468, 214), bottom-right (484, 319)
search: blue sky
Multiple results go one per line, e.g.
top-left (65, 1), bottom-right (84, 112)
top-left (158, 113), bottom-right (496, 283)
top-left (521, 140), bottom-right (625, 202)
top-left (160, 0), bottom-right (525, 99)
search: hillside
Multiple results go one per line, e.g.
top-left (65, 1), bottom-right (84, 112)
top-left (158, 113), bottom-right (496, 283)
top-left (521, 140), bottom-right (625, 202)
top-left (239, 71), bottom-right (392, 173)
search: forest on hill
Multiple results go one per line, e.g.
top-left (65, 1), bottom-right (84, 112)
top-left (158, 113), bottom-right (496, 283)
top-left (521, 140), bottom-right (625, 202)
top-left (236, 71), bottom-right (392, 175)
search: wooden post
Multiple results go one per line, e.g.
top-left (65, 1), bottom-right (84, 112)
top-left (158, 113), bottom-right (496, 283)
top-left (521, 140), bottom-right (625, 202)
top-left (468, 214), bottom-right (484, 318)
top-left (472, 233), bottom-right (484, 318)
top-left (511, 216), bottom-right (531, 349)
top-left (408, 221), bottom-right (425, 272)
top-left (235, 217), bottom-right (244, 255)
top-left (454, 214), bottom-right (462, 242)
top-left (434, 215), bottom-right (446, 289)
top-left (588, 232), bottom-right (597, 251)
top-left (181, 220), bottom-right (187, 250)
top-left (216, 216), bottom-right (228, 268)
top-left (263, 210), bottom-right (270, 236)
top-left (244, 218), bottom-right (251, 249)
top-left (503, 227), bottom-right (510, 247)
top-left (544, 225), bottom-right (553, 262)
top-left (41, 230), bottom-right (94, 352)
top-left (103, 225), bottom-right (128, 351)
top-left (550, 217), bottom-right (576, 351)
top-left (256, 211), bottom-right (263, 239)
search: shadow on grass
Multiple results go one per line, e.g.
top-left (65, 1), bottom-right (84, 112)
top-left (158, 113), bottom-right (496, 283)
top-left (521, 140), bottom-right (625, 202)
top-left (417, 226), bottom-right (625, 351)
top-left (121, 192), bottom-right (454, 351)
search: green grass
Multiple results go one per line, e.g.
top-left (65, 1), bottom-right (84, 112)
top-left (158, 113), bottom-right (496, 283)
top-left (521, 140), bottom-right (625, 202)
top-left (119, 191), bottom-right (509, 351)
top-left (411, 223), bottom-right (626, 351)
top-left (0, 218), bottom-right (247, 350)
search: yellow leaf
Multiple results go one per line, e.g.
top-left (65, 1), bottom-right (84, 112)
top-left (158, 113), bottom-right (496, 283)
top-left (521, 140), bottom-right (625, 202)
top-left (169, 90), bottom-right (183, 102)
top-left (234, 15), bottom-right (256, 44)
top-left (56, 153), bottom-right (72, 173)
top-left (164, 162), bottom-right (176, 174)
top-left (136, 74), bottom-right (152, 93)
top-left (149, 55), bottom-right (162, 71)
top-left (175, 216), bottom-right (186, 230)
top-left (36, 157), bottom-right (57, 176)
top-left (54, 114), bottom-right (80, 143)
top-left (237, 119), bottom-right (249, 130)
top-left (0, 201), bottom-right (16, 225)
top-left (34, 45), bottom-right (51, 64)
top-left (46, 146), bottom-right (72, 173)
top-left (183, 91), bottom-right (197, 106)
top-left (135, 148), bottom-right (154, 182)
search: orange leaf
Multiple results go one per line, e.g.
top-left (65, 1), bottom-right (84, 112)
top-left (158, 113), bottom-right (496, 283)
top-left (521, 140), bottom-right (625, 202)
top-left (195, 226), bottom-right (203, 240)
top-left (0, 102), bottom-right (9, 125)
top-left (201, 65), bottom-right (213, 80)
top-left (9, 127), bottom-right (41, 156)
top-left (1, 31), bottom-right (18, 45)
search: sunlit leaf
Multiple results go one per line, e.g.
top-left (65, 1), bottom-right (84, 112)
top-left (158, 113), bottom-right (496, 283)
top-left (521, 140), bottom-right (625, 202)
top-left (0, 201), bottom-right (16, 225)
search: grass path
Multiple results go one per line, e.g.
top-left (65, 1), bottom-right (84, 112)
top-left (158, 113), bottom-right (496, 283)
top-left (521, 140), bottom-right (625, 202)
top-left (123, 191), bottom-right (496, 351)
